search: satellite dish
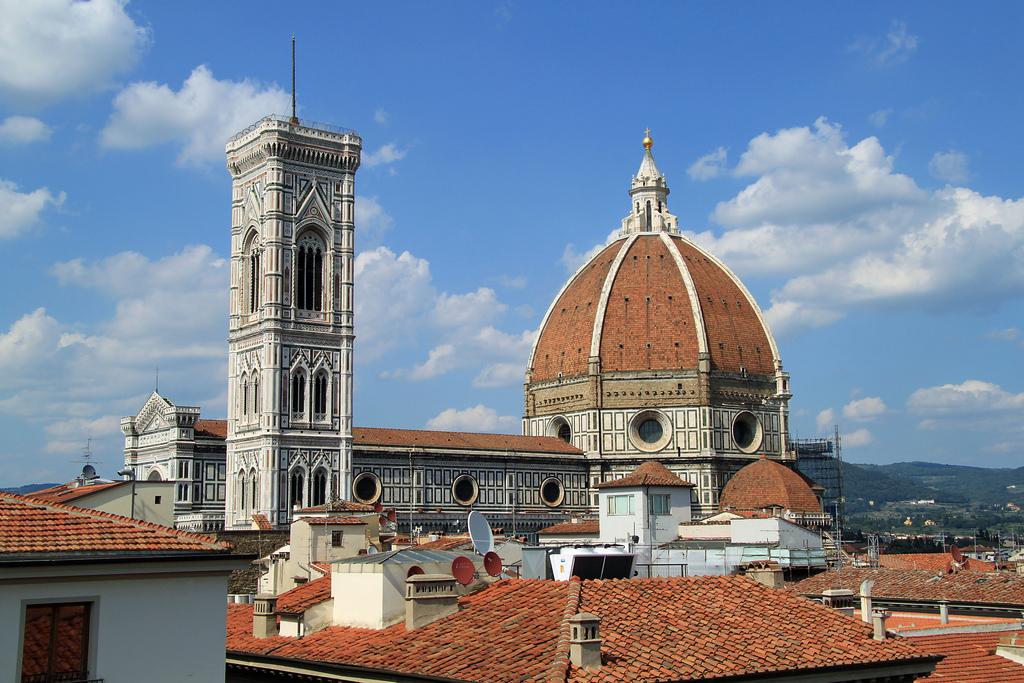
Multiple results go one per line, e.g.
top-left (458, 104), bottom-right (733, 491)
top-left (387, 508), bottom-right (397, 523)
top-left (951, 544), bottom-right (964, 563)
top-left (452, 556), bottom-right (475, 586)
top-left (483, 551), bottom-right (503, 577)
top-left (373, 502), bottom-right (384, 513)
top-left (366, 546), bottom-right (379, 555)
top-left (379, 515), bottom-right (388, 526)
top-left (82, 464), bottom-right (96, 479)
top-left (467, 510), bottom-right (494, 555)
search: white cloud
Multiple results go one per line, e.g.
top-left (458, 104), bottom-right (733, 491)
top-left (908, 380), bottom-right (1024, 416)
top-left (868, 108), bottom-right (893, 128)
top-left (815, 408), bottom-right (835, 431)
top-left (0, 309), bottom-right (61, 374)
top-left (0, 179), bottom-right (65, 239)
top-left (473, 362), bottom-right (524, 388)
top-left (842, 396), bottom-right (888, 422)
top-left (929, 150), bottom-right (970, 184)
top-left (355, 196), bottom-right (394, 246)
top-left (0, 0), bottom-right (149, 106)
top-left (407, 344), bottom-right (457, 381)
top-left (0, 116), bottom-right (52, 144)
top-left (688, 117), bottom-right (1024, 337)
top-left (687, 147), bottom-right (728, 180)
top-left (373, 108), bottom-right (390, 125)
top-left (100, 65), bottom-right (290, 165)
top-left (432, 288), bottom-right (505, 331)
top-left (354, 246), bottom-right (433, 360)
top-left (425, 404), bottom-right (518, 433)
top-left (561, 228), bottom-right (619, 273)
top-left (985, 327), bottom-right (1020, 341)
top-left (362, 143), bottom-right (407, 168)
top-left (496, 274), bottom-right (527, 289)
top-left (849, 20), bottom-right (919, 67)
top-left (843, 428), bottom-right (874, 448)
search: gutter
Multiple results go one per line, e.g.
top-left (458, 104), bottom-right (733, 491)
top-left (227, 651), bottom-right (465, 683)
top-left (0, 552), bottom-right (256, 567)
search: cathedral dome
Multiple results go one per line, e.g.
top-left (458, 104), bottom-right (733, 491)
top-left (528, 232), bottom-right (779, 383)
top-left (718, 456), bottom-right (821, 514)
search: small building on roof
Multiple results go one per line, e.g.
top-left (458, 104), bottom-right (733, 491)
top-left (0, 492), bottom-right (245, 683)
top-left (27, 466), bottom-right (175, 527)
top-left (595, 460), bottom-right (694, 548)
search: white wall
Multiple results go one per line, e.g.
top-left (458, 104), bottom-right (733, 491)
top-left (730, 518), bottom-right (821, 549)
top-left (599, 485), bottom-right (691, 547)
top-left (2, 563), bottom-right (232, 683)
top-left (79, 482), bottom-right (176, 528)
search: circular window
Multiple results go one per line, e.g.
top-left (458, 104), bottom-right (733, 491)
top-left (540, 477), bottom-right (565, 507)
top-left (352, 472), bottom-right (382, 504)
top-left (628, 410), bottom-right (672, 452)
top-left (731, 411), bottom-right (763, 454)
top-left (451, 474), bottom-right (479, 506)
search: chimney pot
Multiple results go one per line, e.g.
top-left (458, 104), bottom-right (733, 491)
top-left (568, 612), bottom-right (602, 669)
top-left (405, 574), bottom-right (459, 630)
top-left (821, 588), bottom-right (855, 617)
top-left (859, 579), bottom-right (875, 624)
top-left (872, 609), bottom-right (889, 641)
top-left (253, 594), bottom-right (278, 639)
top-left (939, 600), bottom-right (949, 625)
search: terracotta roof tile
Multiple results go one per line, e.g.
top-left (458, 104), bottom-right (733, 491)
top-left (910, 630), bottom-right (1024, 681)
top-left (294, 500), bottom-right (376, 514)
top-left (300, 516), bottom-right (367, 526)
top-left (250, 513), bottom-right (272, 530)
top-left (352, 426), bottom-right (582, 455)
top-left (228, 577), bottom-right (936, 682)
top-left (26, 481), bottom-right (126, 504)
top-left (793, 567), bottom-right (1024, 607)
top-left (877, 552), bottom-right (995, 572)
top-left (276, 575), bottom-right (333, 615)
top-left (719, 456), bottom-right (822, 514)
top-left (537, 519), bottom-right (601, 536)
top-left (413, 535), bottom-right (474, 551)
top-left (595, 461), bottom-right (694, 489)
top-left (194, 418), bottom-right (227, 438)
top-left (0, 492), bottom-right (230, 556)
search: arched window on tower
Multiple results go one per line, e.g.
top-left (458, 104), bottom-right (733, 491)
top-left (312, 370), bottom-right (328, 421)
top-left (290, 371), bottom-right (306, 418)
top-left (645, 200), bottom-right (652, 228)
top-left (241, 376), bottom-right (249, 419)
top-left (244, 232), bottom-right (262, 316)
top-left (250, 471), bottom-right (258, 511)
top-left (239, 474), bottom-right (247, 513)
top-left (252, 375), bottom-right (260, 420)
top-left (295, 232), bottom-right (325, 312)
top-left (290, 470), bottom-right (305, 509)
top-left (312, 469), bottom-right (327, 507)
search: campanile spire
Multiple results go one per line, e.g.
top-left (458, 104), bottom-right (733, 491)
top-left (620, 129), bottom-right (678, 235)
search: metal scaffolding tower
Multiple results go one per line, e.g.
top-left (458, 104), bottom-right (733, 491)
top-left (793, 426), bottom-right (844, 530)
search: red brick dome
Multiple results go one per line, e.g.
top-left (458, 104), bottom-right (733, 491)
top-left (528, 233), bottom-right (779, 383)
top-left (719, 457), bottom-right (822, 514)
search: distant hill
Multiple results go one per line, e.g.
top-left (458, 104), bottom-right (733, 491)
top-left (843, 460), bottom-right (1024, 511)
top-left (1, 483), bottom-right (59, 495)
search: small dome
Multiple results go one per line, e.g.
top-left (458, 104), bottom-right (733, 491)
top-left (719, 457), bottom-right (822, 514)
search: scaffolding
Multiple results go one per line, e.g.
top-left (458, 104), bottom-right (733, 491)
top-left (792, 426), bottom-right (844, 533)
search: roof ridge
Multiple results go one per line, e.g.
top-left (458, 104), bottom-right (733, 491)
top-left (0, 491), bottom-right (230, 551)
top-left (541, 578), bottom-right (583, 683)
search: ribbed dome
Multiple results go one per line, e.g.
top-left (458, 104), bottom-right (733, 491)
top-left (528, 233), bottom-right (779, 383)
top-left (719, 457), bottom-right (821, 514)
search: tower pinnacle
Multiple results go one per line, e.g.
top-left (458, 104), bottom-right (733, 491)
top-left (619, 130), bottom-right (678, 236)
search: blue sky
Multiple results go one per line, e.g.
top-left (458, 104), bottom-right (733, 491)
top-left (1, 1), bottom-right (1022, 485)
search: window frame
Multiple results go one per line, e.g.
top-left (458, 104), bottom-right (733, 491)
top-left (20, 601), bottom-right (92, 683)
top-left (648, 493), bottom-right (672, 516)
top-left (606, 494), bottom-right (636, 516)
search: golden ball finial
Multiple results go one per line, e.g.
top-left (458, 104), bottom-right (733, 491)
top-left (642, 127), bottom-right (653, 150)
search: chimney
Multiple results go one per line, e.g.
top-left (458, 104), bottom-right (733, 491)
top-left (859, 579), bottom-right (875, 624)
top-left (821, 589), bottom-right (855, 617)
top-left (872, 609), bottom-right (889, 641)
top-left (939, 600), bottom-right (949, 625)
top-left (996, 632), bottom-right (1024, 665)
top-left (568, 613), bottom-right (602, 670)
top-left (405, 574), bottom-right (459, 630)
top-left (745, 562), bottom-right (784, 589)
top-left (252, 594), bottom-right (278, 638)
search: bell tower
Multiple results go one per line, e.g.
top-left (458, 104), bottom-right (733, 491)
top-left (224, 115), bottom-right (361, 529)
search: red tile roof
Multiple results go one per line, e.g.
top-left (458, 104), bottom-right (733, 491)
top-left (276, 575), bottom-right (333, 615)
top-left (719, 456), bottom-right (822, 514)
top-left (0, 492), bottom-right (231, 556)
top-left (352, 426), bottom-right (582, 455)
top-left (194, 418), bottom-right (227, 438)
top-left (413, 535), bottom-right (474, 551)
top-left (300, 516), bottom-right (367, 526)
top-left (594, 461), bottom-right (694, 489)
top-left (26, 481), bottom-right (126, 504)
top-left (910, 630), bottom-right (1024, 681)
top-left (792, 567), bottom-right (1024, 607)
top-left (877, 552), bottom-right (995, 572)
top-left (537, 519), bottom-right (601, 536)
top-left (250, 513), bottom-right (272, 530)
top-left (227, 577), bottom-right (937, 682)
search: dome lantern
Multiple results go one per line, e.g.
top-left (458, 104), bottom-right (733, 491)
top-left (621, 129), bottom-right (677, 236)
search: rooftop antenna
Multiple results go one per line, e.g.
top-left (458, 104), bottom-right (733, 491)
top-left (155, 365), bottom-right (159, 393)
top-left (290, 35), bottom-right (299, 124)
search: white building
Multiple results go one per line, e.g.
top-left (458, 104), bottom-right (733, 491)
top-left (595, 460), bottom-right (693, 548)
top-left (1, 492), bottom-right (243, 682)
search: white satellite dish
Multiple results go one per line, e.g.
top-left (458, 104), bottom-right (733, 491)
top-left (366, 545), bottom-right (379, 555)
top-left (467, 510), bottom-right (494, 555)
